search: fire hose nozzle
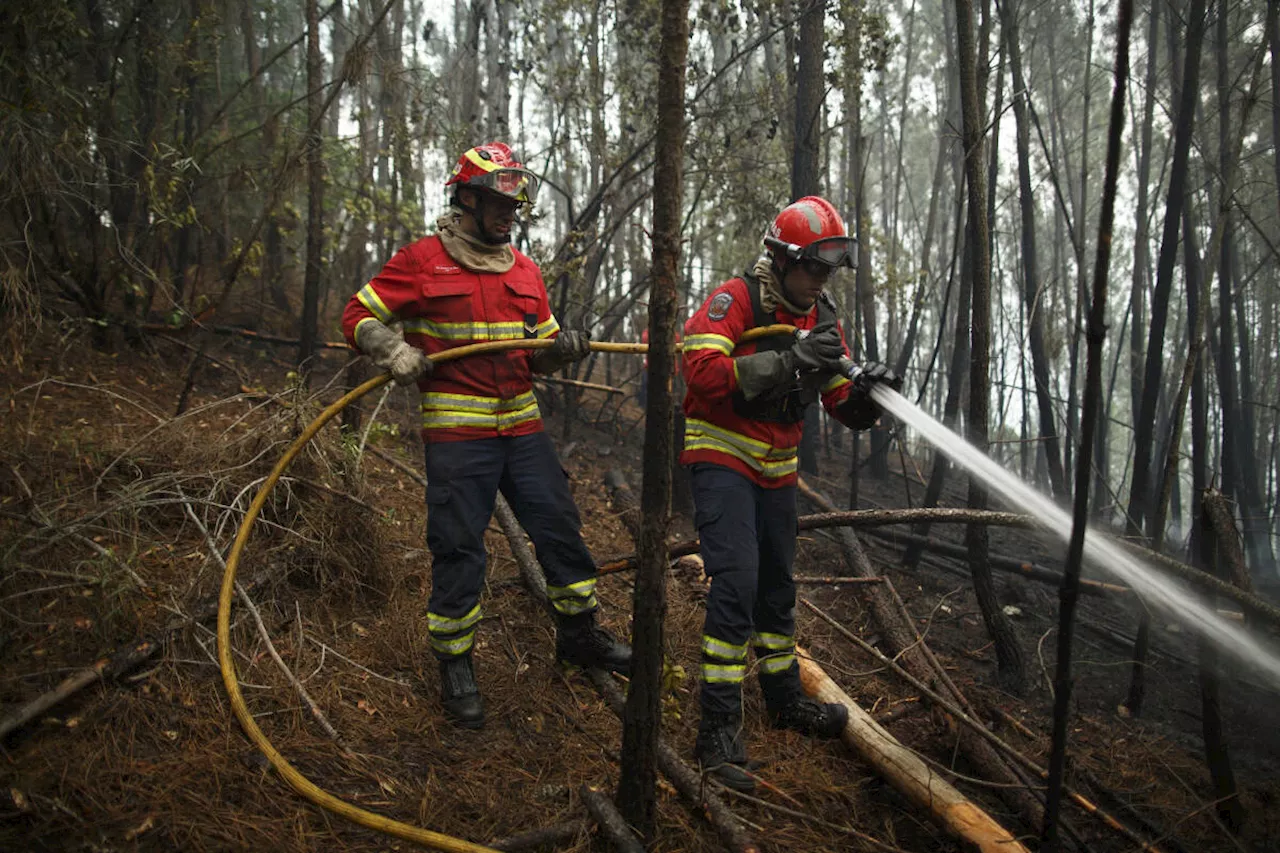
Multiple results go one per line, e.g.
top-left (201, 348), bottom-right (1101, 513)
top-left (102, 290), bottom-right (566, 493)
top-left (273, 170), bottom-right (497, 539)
top-left (837, 356), bottom-right (863, 382)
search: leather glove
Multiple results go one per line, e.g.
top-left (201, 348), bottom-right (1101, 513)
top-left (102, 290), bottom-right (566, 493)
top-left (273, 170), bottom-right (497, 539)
top-left (838, 361), bottom-right (901, 430)
top-left (355, 320), bottom-right (433, 386)
top-left (853, 361), bottom-right (903, 396)
top-left (733, 350), bottom-right (794, 401)
top-left (791, 322), bottom-right (845, 372)
top-left (531, 329), bottom-right (592, 374)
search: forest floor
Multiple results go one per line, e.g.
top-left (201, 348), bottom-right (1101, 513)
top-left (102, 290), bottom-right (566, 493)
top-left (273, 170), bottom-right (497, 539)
top-left (2, 320), bottom-right (1279, 852)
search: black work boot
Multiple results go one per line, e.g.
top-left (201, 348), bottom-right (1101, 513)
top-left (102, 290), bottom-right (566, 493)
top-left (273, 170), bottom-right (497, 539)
top-left (694, 714), bottom-right (756, 792)
top-left (555, 613), bottom-right (632, 674)
top-left (768, 695), bottom-right (848, 739)
top-left (438, 654), bottom-right (484, 729)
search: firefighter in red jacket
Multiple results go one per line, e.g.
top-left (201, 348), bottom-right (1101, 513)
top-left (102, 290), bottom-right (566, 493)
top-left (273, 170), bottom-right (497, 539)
top-left (341, 142), bottom-right (630, 729)
top-left (681, 196), bottom-right (902, 789)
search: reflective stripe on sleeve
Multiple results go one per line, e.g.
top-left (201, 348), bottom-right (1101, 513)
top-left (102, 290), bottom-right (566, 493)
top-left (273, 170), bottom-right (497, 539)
top-left (356, 284), bottom-right (394, 323)
top-left (683, 333), bottom-right (734, 355)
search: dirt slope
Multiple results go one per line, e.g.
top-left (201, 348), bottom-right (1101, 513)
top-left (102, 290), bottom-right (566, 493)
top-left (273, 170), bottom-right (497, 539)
top-left (2, 325), bottom-right (1278, 852)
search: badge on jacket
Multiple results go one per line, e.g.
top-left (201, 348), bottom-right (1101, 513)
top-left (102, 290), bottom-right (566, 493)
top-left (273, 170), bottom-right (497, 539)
top-left (707, 292), bottom-right (734, 321)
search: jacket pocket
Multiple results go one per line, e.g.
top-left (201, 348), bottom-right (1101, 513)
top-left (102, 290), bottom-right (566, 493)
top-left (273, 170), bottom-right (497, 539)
top-left (422, 277), bottom-right (477, 329)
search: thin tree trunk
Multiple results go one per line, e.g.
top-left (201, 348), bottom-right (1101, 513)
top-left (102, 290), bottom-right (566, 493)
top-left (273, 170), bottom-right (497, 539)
top-left (617, 0), bottom-right (687, 836)
top-left (300, 0), bottom-right (324, 377)
top-left (1002, 0), bottom-right (1067, 499)
top-left (1042, 0), bottom-right (1132, 843)
top-left (1122, 0), bottom-right (1208, 717)
top-left (955, 0), bottom-right (1025, 694)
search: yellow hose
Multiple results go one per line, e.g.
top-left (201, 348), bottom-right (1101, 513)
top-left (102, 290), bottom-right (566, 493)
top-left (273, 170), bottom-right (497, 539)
top-left (216, 326), bottom-right (794, 850)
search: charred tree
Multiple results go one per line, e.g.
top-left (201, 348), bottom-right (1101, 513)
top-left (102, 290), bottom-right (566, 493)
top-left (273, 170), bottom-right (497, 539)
top-left (299, 0), bottom-right (324, 378)
top-left (617, 0), bottom-right (688, 837)
top-left (1001, 0), bottom-right (1067, 500)
top-left (1042, 0), bottom-right (1132, 844)
top-left (955, 0), bottom-right (1025, 694)
top-left (793, 0), bottom-right (824, 476)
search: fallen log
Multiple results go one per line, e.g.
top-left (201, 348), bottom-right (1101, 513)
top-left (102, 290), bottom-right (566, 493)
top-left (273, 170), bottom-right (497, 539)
top-left (861, 527), bottom-right (1132, 597)
top-left (803, 599), bottom-right (1168, 853)
top-left (536, 375), bottom-right (625, 395)
top-left (796, 649), bottom-right (1028, 853)
top-left (795, 479), bottom-right (1048, 831)
top-left (580, 785), bottom-right (644, 853)
top-left (0, 576), bottom-right (260, 741)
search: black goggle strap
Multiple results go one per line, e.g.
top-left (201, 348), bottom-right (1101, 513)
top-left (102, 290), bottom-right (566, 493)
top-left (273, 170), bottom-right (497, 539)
top-left (764, 236), bottom-right (857, 269)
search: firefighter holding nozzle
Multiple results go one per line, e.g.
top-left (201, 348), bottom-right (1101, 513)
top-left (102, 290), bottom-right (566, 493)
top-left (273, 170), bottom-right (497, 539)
top-left (680, 196), bottom-right (902, 790)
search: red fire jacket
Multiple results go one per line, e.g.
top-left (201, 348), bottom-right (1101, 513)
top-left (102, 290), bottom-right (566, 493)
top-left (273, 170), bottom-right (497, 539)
top-left (341, 236), bottom-right (560, 442)
top-left (680, 276), bottom-right (857, 487)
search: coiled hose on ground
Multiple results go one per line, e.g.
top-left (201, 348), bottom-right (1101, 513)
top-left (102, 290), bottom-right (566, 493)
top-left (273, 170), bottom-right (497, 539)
top-left (216, 326), bottom-right (795, 851)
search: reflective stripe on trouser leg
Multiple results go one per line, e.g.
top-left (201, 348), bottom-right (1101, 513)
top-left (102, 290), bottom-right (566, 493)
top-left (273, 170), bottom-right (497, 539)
top-left (498, 432), bottom-right (600, 618)
top-left (751, 480), bottom-right (801, 707)
top-left (425, 439), bottom-right (505, 659)
top-left (691, 464), bottom-right (760, 716)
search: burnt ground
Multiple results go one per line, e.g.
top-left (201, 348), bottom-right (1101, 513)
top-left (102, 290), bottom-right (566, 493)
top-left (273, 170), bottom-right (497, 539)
top-left (2, 321), bottom-right (1279, 852)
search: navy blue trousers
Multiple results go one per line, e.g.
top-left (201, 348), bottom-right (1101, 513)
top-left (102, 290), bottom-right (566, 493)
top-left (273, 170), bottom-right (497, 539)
top-left (424, 431), bottom-right (599, 658)
top-left (691, 463), bottom-right (801, 716)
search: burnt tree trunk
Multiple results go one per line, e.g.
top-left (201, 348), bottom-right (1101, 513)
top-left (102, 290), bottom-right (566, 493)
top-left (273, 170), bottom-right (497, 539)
top-left (299, 0), bottom-right (324, 378)
top-left (955, 0), bottom-right (1025, 694)
top-left (616, 0), bottom-right (687, 837)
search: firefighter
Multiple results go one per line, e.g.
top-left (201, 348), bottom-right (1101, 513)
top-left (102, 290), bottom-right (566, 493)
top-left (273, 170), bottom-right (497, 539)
top-left (341, 142), bottom-right (631, 730)
top-left (680, 196), bottom-right (902, 790)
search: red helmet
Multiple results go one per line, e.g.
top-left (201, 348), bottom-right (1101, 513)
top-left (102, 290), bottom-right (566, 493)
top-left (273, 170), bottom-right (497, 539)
top-left (445, 142), bottom-right (540, 204)
top-left (764, 196), bottom-right (857, 269)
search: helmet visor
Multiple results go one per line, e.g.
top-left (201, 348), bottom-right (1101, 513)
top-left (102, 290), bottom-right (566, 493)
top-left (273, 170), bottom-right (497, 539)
top-left (805, 236), bottom-right (857, 269)
top-left (472, 168), bottom-right (539, 204)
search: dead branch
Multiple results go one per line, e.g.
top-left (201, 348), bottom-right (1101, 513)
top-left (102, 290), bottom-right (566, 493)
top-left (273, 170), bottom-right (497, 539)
top-left (795, 646), bottom-right (1029, 853)
top-left (795, 479), bottom-right (1048, 831)
top-left (536, 375), bottom-right (625, 394)
top-left (793, 575), bottom-right (887, 585)
top-left (580, 785), bottom-right (644, 853)
top-left (861, 527), bottom-right (1133, 596)
top-left (0, 574), bottom-right (260, 741)
top-left (800, 599), bottom-right (1167, 853)
top-left (180, 497), bottom-right (349, 751)
top-left (487, 821), bottom-right (588, 852)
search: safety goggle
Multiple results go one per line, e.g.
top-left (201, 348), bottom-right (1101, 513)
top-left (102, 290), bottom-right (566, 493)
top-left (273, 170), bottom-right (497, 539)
top-left (470, 168), bottom-right (540, 205)
top-left (764, 235), bottom-right (858, 269)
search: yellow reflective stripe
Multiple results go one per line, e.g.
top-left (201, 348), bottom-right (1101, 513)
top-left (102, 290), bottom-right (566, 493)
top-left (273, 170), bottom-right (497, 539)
top-left (402, 318), bottom-right (527, 341)
top-left (683, 333), bottom-right (734, 355)
top-left (422, 390), bottom-right (538, 413)
top-left (701, 662), bottom-right (746, 683)
top-left (430, 630), bottom-right (476, 656)
top-left (428, 605), bottom-right (482, 633)
top-left (537, 316), bottom-right (561, 339)
top-left (420, 391), bottom-right (542, 431)
top-left (751, 632), bottom-right (795, 651)
top-left (685, 418), bottom-right (787, 457)
top-left (551, 593), bottom-right (598, 616)
top-left (356, 284), bottom-right (394, 323)
top-left (422, 405), bottom-right (541, 430)
top-left (758, 654), bottom-right (796, 674)
top-left (353, 316), bottom-right (383, 348)
top-left (823, 374), bottom-right (852, 393)
top-left (464, 148), bottom-right (502, 172)
top-left (548, 578), bottom-right (597, 600)
top-left (702, 634), bottom-right (748, 661)
top-left (684, 437), bottom-right (797, 478)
